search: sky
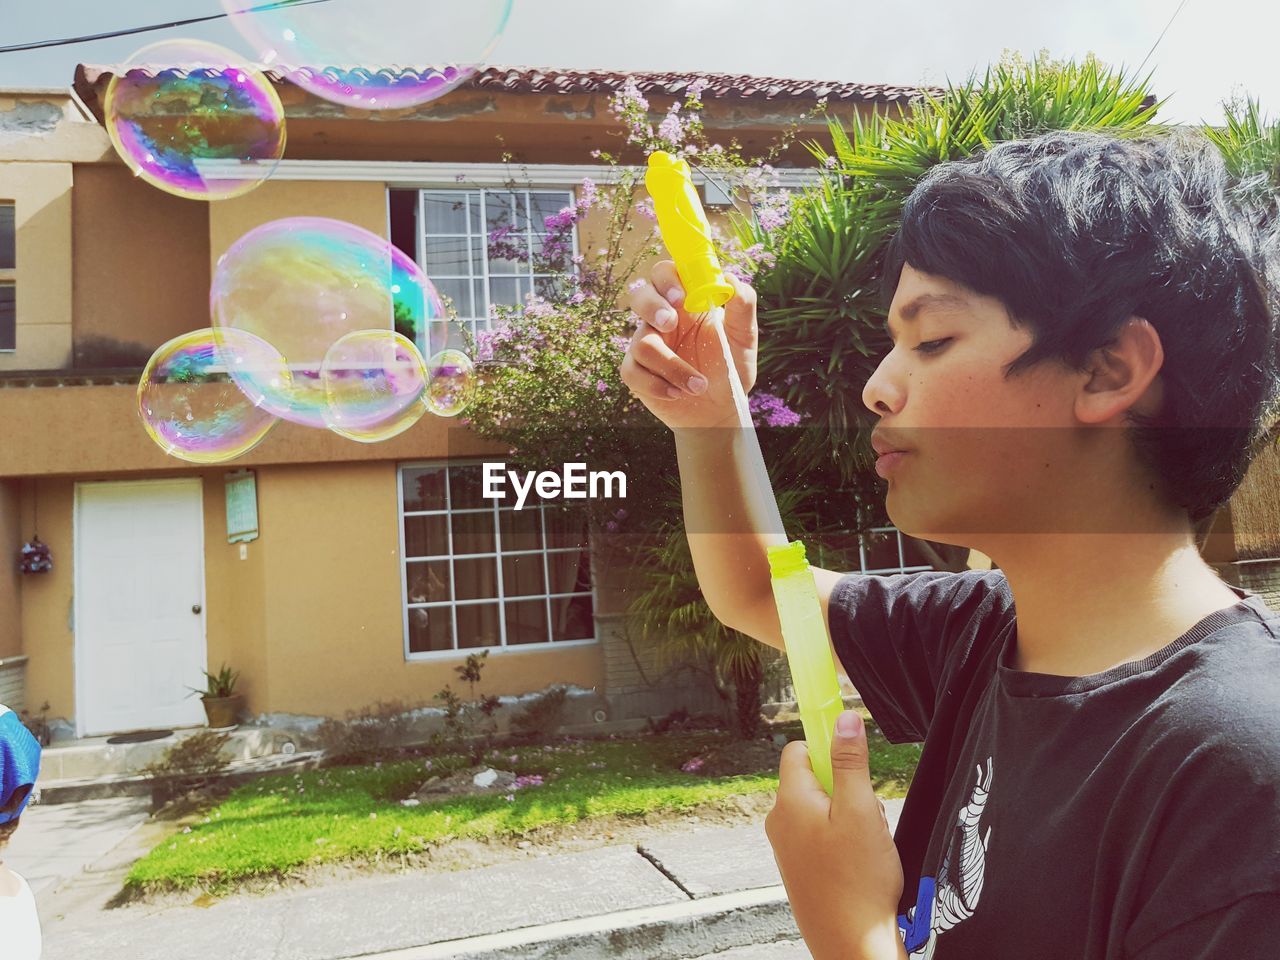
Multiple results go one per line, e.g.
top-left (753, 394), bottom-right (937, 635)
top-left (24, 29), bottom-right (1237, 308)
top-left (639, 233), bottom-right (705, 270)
top-left (0, 0), bottom-right (1276, 127)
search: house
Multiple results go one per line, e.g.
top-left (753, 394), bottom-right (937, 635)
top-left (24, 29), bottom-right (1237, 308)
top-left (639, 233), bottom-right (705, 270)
top-left (0, 66), bottom-right (1269, 744)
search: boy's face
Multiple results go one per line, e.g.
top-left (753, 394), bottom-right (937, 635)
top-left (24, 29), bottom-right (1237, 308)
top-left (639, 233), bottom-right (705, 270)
top-left (862, 263), bottom-right (1104, 545)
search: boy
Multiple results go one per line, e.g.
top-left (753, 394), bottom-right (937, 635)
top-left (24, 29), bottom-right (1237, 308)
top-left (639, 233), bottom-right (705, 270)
top-left (622, 128), bottom-right (1280, 958)
top-left (0, 703), bottom-right (43, 959)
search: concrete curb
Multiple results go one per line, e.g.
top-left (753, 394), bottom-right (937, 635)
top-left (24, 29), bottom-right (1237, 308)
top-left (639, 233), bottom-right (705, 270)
top-left (341, 886), bottom-right (799, 960)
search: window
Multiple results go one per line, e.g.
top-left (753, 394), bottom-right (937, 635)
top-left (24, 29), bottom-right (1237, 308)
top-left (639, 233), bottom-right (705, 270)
top-left (0, 202), bottom-right (13, 352)
top-left (417, 188), bottom-right (577, 344)
top-left (856, 526), bottom-right (934, 576)
top-left (399, 462), bottom-right (595, 657)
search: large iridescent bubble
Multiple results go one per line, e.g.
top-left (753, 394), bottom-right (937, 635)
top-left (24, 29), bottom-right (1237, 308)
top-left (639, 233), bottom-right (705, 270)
top-left (105, 39), bottom-right (286, 201)
top-left (211, 216), bottom-right (445, 428)
top-left (219, 0), bottom-right (513, 110)
top-left (138, 328), bottom-right (285, 463)
top-left (321, 330), bottom-right (428, 442)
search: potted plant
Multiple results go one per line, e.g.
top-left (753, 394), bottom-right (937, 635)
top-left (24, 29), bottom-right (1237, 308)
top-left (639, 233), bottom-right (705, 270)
top-left (188, 664), bottom-right (243, 730)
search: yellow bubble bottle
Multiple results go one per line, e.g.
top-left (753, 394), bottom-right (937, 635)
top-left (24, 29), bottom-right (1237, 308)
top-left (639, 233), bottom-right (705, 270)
top-left (646, 150), bottom-right (845, 796)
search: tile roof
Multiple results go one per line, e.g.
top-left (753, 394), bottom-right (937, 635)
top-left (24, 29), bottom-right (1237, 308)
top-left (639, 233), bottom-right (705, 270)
top-left (73, 63), bottom-right (947, 120)
top-left (458, 66), bottom-right (941, 103)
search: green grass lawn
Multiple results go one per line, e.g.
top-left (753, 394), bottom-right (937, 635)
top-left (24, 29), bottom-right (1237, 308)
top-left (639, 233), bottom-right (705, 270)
top-left (125, 709), bottom-right (921, 896)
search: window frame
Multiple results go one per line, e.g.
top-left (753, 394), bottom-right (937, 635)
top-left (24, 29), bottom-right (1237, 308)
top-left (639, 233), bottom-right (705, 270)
top-left (0, 200), bottom-right (15, 353)
top-left (858, 525), bottom-right (934, 576)
top-left (414, 186), bottom-right (580, 342)
top-left (397, 459), bottom-right (598, 661)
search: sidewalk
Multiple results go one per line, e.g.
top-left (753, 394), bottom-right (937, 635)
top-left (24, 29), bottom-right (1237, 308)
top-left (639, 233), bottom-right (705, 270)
top-left (5, 795), bottom-right (151, 900)
top-left (37, 798), bottom-right (904, 960)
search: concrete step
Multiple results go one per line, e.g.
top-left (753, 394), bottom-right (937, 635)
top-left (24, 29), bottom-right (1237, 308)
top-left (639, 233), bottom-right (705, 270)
top-left (37, 727), bottom-right (286, 784)
top-left (35, 750), bottom-right (324, 805)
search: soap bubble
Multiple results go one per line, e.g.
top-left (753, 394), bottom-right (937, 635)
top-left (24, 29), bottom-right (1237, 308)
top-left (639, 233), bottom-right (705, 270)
top-left (105, 39), bottom-right (285, 201)
top-left (220, 0), bottom-right (513, 110)
top-left (390, 244), bottom-right (453, 362)
top-left (425, 349), bottom-right (476, 418)
top-left (138, 328), bottom-right (285, 463)
top-left (212, 216), bottom-right (441, 428)
top-left (321, 330), bottom-right (428, 442)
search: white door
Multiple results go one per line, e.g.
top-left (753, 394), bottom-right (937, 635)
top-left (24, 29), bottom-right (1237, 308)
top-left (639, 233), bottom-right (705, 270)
top-left (75, 479), bottom-right (208, 736)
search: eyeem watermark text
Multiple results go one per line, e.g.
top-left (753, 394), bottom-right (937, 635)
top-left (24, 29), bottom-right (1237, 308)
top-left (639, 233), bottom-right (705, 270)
top-left (483, 462), bottom-right (627, 510)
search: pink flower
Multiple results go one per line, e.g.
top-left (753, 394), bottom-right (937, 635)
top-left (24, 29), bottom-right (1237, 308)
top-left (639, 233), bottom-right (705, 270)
top-left (749, 391), bottom-right (803, 427)
top-left (658, 103), bottom-right (684, 145)
top-left (681, 756), bottom-right (705, 773)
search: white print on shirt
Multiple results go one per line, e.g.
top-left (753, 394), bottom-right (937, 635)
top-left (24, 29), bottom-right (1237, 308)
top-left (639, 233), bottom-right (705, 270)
top-left (897, 757), bottom-right (995, 959)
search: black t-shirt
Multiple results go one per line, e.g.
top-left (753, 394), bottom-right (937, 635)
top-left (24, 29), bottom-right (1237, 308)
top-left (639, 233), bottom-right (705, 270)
top-left (828, 569), bottom-right (1280, 959)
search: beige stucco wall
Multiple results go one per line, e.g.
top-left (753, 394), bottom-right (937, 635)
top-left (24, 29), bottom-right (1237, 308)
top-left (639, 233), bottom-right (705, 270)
top-left (0, 161), bottom-right (73, 371)
top-left (0, 480), bottom-right (22, 659)
top-left (18, 478), bottom-right (74, 721)
top-left (19, 463), bottom-right (604, 728)
top-left (237, 462), bottom-right (603, 718)
top-left (0, 381), bottom-right (503, 477)
top-left (71, 165), bottom-right (210, 367)
top-left (0, 92), bottom-right (111, 164)
top-left (208, 178), bottom-right (389, 265)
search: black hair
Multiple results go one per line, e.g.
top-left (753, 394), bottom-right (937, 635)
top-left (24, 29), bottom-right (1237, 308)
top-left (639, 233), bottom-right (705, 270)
top-left (879, 127), bottom-right (1280, 524)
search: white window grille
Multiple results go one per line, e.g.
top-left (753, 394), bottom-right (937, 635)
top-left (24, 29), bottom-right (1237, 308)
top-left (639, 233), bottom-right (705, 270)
top-left (398, 461), bottom-right (596, 658)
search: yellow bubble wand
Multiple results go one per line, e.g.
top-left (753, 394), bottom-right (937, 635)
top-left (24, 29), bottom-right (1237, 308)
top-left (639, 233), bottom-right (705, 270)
top-left (645, 151), bottom-right (846, 796)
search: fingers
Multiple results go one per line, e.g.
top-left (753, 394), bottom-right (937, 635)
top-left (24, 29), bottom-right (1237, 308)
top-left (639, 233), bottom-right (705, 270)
top-left (620, 350), bottom-right (683, 401)
top-left (627, 260), bottom-right (687, 334)
top-left (776, 739), bottom-right (825, 802)
top-left (621, 322), bottom-right (709, 402)
top-left (722, 275), bottom-right (759, 345)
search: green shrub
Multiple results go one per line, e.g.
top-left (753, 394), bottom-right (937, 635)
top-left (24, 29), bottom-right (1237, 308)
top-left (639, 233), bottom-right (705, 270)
top-left (432, 651), bottom-right (501, 765)
top-left (141, 731), bottom-right (234, 810)
top-left (317, 699), bottom-right (416, 766)
top-left (510, 684), bottom-right (570, 741)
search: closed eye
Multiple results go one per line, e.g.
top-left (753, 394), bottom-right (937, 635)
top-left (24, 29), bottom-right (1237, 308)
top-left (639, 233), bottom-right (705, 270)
top-left (914, 338), bottom-right (952, 355)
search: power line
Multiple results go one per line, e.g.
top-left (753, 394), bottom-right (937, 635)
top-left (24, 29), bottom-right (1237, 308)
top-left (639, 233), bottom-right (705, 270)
top-left (1133, 0), bottom-right (1193, 79)
top-left (0, 0), bottom-right (334, 55)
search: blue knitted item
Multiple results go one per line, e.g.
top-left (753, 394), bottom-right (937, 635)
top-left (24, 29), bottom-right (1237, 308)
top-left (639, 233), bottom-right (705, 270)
top-left (0, 705), bottom-right (41, 824)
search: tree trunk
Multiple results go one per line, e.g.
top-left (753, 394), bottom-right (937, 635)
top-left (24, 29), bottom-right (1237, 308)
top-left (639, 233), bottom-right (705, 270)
top-left (731, 657), bottom-right (765, 740)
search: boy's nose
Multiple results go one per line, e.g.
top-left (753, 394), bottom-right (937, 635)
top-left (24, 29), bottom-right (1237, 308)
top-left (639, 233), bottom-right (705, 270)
top-left (862, 357), bottom-right (905, 416)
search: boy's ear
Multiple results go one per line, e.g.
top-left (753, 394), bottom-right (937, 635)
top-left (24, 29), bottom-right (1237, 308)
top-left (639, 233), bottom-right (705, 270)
top-left (1077, 316), bottom-right (1165, 423)
top-left (0, 784), bottom-right (32, 815)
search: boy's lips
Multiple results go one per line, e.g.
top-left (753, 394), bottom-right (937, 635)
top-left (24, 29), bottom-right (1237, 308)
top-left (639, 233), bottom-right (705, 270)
top-left (870, 430), bottom-right (911, 457)
top-left (874, 450), bottom-right (909, 478)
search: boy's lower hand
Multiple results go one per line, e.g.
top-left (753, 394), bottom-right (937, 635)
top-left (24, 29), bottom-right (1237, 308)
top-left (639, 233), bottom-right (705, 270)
top-left (765, 710), bottom-right (909, 960)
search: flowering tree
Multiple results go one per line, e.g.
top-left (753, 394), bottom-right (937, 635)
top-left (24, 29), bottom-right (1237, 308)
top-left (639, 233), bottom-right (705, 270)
top-left (462, 76), bottom-right (815, 535)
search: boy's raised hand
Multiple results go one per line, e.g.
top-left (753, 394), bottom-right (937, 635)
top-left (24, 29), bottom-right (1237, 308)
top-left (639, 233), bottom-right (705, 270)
top-left (766, 710), bottom-right (909, 960)
top-left (620, 260), bottom-right (758, 431)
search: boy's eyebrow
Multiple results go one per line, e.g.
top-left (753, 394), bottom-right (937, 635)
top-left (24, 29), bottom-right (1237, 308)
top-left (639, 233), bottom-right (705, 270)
top-left (884, 293), bottom-right (971, 340)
